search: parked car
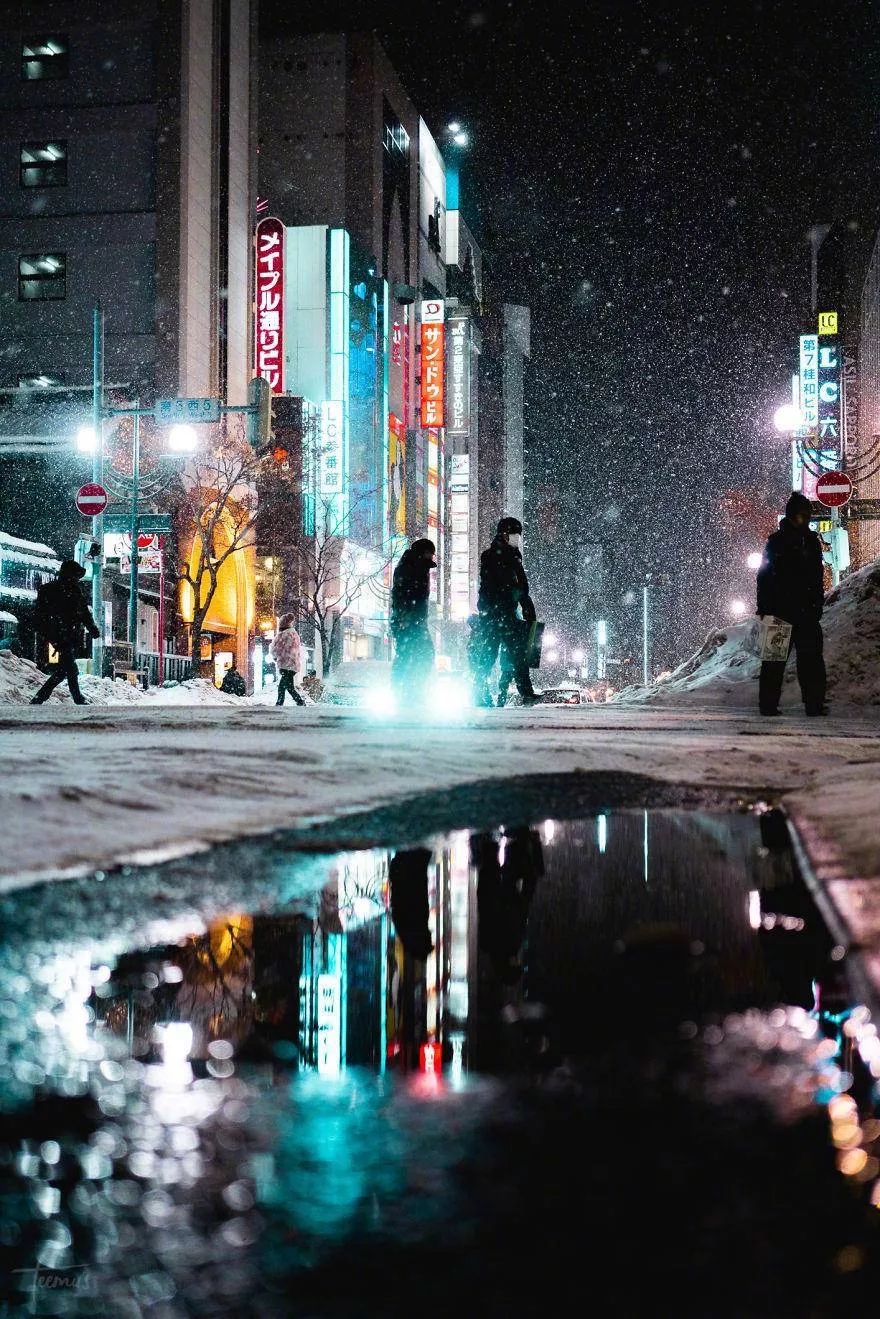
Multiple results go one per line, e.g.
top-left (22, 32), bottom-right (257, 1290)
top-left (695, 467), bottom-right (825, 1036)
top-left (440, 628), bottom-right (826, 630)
top-left (536, 684), bottom-right (587, 706)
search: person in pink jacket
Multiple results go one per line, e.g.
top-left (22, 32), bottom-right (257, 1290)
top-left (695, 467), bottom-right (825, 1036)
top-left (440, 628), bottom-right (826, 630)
top-left (271, 613), bottom-right (306, 706)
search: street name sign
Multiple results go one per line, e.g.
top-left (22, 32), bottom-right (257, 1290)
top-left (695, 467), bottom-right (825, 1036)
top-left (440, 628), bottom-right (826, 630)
top-left (102, 513), bottom-right (172, 535)
top-left (75, 483), bottom-right (108, 516)
top-left (815, 471), bottom-right (852, 509)
top-left (154, 396), bottom-right (220, 425)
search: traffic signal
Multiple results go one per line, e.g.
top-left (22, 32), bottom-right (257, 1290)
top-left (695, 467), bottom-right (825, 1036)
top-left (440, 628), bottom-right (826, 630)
top-left (269, 396), bottom-right (302, 472)
top-left (247, 375), bottom-right (273, 448)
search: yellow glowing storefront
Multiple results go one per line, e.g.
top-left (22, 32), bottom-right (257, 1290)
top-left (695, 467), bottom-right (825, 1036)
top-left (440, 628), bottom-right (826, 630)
top-left (179, 504), bottom-right (255, 685)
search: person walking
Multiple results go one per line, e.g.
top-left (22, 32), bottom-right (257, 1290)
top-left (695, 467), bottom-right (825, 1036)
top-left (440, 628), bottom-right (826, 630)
top-left (271, 613), bottom-right (306, 707)
top-left (472, 516), bottom-right (537, 706)
top-left (390, 538), bottom-right (436, 706)
top-left (30, 560), bottom-right (100, 705)
top-left (756, 491), bottom-right (827, 717)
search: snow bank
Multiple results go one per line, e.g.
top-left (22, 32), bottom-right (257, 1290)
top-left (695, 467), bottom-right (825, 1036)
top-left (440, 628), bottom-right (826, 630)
top-left (618, 559), bottom-right (880, 708)
top-left (142, 678), bottom-right (243, 707)
top-left (0, 653), bottom-right (243, 707)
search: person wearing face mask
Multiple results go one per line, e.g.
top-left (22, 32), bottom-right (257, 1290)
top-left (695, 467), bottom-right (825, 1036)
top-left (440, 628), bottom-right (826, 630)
top-left (472, 516), bottom-right (537, 707)
top-left (756, 491), bottom-right (827, 717)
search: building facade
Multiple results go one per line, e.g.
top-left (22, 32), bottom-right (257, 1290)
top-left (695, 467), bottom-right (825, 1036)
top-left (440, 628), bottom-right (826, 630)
top-left (0, 0), bottom-right (258, 676)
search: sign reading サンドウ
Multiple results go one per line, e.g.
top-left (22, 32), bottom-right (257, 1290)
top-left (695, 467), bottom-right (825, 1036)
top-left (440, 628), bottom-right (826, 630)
top-left (420, 299), bottom-right (445, 428)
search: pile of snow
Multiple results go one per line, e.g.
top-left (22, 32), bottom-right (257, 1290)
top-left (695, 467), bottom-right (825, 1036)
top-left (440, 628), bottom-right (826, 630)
top-left (142, 678), bottom-right (243, 707)
top-left (617, 559), bottom-right (880, 708)
top-left (0, 653), bottom-right (246, 707)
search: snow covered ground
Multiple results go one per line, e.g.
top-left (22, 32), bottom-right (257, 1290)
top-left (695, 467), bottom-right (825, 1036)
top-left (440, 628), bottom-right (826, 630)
top-left (3, 610), bottom-right (880, 1003)
top-left (619, 559), bottom-right (880, 709)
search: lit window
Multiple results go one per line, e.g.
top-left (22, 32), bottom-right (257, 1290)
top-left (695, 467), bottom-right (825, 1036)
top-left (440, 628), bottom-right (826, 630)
top-left (21, 36), bottom-right (69, 80)
top-left (20, 141), bottom-right (68, 187)
top-left (18, 254), bottom-right (66, 301)
top-left (18, 374), bottom-right (62, 389)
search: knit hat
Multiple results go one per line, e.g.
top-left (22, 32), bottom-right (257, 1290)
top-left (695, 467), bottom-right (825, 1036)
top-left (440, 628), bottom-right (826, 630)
top-left (785, 492), bottom-right (812, 519)
top-left (497, 516), bottom-right (523, 537)
top-left (58, 560), bottom-right (86, 580)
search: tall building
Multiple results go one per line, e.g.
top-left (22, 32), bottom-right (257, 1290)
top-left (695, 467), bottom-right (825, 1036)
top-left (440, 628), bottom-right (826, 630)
top-left (0, 0), bottom-right (259, 676)
top-left (857, 229), bottom-right (880, 566)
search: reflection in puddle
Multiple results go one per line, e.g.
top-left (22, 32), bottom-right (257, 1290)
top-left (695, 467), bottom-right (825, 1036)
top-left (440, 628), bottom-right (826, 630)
top-left (2, 808), bottom-right (879, 1313)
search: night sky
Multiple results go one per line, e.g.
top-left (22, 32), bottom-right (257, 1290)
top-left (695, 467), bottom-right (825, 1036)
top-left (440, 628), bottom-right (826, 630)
top-left (266, 0), bottom-right (879, 667)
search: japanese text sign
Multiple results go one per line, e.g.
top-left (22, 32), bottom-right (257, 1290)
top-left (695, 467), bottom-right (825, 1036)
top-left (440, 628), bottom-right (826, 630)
top-left (255, 216), bottom-right (285, 393)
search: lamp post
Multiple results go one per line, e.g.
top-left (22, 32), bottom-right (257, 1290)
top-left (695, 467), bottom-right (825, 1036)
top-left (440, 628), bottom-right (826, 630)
top-left (91, 304), bottom-right (105, 675)
top-left (642, 575), bottom-right (651, 686)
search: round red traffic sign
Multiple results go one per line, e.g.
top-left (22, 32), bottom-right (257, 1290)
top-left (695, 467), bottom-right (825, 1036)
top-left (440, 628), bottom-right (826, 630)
top-left (815, 471), bottom-right (853, 509)
top-left (75, 483), bottom-right (108, 517)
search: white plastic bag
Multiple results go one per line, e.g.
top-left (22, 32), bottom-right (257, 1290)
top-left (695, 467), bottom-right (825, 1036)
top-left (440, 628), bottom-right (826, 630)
top-left (759, 616), bottom-right (793, 663)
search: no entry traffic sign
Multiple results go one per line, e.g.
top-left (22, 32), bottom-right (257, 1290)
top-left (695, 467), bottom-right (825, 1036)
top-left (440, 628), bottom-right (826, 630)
top-left (815, 471), bottom-right (853, 509)
top-left (75, 483), bottom-right (108, 517)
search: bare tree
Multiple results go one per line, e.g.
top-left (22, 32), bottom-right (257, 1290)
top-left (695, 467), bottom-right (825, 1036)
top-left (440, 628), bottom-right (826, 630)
top-left (292, 489), bottom-right (394, 674)
top-left (172, 418), bottom-right (271, 668)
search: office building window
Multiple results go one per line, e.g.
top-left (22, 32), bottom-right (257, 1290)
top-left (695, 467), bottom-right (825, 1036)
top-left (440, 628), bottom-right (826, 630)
top-left (21, 36), bottom-right (69, 80)
top-left (19, 254), bottom-right (66, 300)
top-left (20, 141), bottom-right (67, 187)
top-left (18, 374), bottom-right (62, 389)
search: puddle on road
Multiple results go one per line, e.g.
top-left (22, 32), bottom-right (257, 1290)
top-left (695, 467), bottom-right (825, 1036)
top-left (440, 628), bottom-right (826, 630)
top-left (2, 807), bottom-right (880, 1316)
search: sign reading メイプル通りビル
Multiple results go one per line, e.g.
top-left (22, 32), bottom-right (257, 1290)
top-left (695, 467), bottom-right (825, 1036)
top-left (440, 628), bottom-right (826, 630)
top-left (255, 217), bottom-right (284, 393)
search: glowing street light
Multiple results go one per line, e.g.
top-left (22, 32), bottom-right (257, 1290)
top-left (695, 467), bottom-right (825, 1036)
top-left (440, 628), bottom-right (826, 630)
top-left (167, 423), bottom-right (198, 452)
top-left (76, 425), bottom-right (97, 453)
top-left (543, 631), bottom-right (558, 647)
top-left (448, 121), bottom-right (462, 134)
top-left (546, 649), bottom-right (559, 664)
top-left (729, 599), bottom-right (748, 618)
top-left (747, 551), bottom-right (763, 571)
top-left (572, 647), bottom-right (585, 664)
top-left (773, 403), bottom-right (802, 434)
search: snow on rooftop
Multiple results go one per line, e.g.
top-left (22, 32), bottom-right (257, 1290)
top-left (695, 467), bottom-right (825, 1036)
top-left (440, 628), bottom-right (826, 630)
top-left (0, 530), bottom-right (59, 558)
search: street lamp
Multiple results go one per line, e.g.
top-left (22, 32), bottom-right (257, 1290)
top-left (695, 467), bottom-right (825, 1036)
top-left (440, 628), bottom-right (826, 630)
top-left (729, 599), bottom-right (748, 618)
top-left (167, 423), bottom-right (198, 452)
top-left (773, 403), bottom-right (802, 434)
top-left (76, 425), bottom-right (97, 453)
top-left (543, 630), bottom-right (558, 647)
top-left (747, 551), bottom-right (763, 572)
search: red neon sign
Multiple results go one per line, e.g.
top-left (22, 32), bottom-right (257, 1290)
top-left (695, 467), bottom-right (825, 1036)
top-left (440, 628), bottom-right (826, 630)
top-left (419, 1040), bottom-right (442, 1073)
top-left (255, 216), bottom-right (284, 393)
top-left (420, 322), bottom-right (445, 428)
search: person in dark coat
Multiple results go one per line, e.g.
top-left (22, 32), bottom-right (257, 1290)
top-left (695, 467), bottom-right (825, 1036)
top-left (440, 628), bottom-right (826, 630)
top-left (220, 666), bottom-right (247, 696)
top-left (30, 560), bottom-right (100, 705)
top-left (390, 538), bottom-right (436, 706)
top-left (756, 491), bottom-right (827, 717)
top-left (472, 516), bottom-right (537, 706)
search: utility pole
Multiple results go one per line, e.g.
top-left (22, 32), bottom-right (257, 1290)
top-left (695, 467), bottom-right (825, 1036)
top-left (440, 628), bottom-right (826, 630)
top-left (642, 574), bottom-right (651, 686)
top-left (91, 305), bottom-right (105, 676)
top-left (128, 402), bottom-right (140, 658)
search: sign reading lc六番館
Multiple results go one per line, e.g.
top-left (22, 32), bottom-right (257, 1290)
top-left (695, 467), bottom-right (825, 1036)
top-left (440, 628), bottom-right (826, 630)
top-left (446, 316), bottom-right (470, 437)
top-left (799, 334), bottom-right (819, 432)
top-left (420, 299), bottom-right (445, 429)
top-left (320, 401), bottom-right (344, 496)
top-left (255, 216), bottom-right (285, 393)
top-left (816, 318), bottom-right (841, 451)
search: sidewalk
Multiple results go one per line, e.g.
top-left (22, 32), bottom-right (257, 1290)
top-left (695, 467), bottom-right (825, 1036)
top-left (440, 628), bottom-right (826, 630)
top-left (3, 700), bottom-right (880, 990)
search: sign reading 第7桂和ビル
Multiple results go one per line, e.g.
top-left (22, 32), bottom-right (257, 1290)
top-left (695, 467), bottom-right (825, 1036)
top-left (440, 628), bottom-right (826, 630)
top-left (255, 217), bottom-right (284, 393)
top-left (420, 300), bottom-right (445, 428)
top-left (799, 334), bottom-right (819, 432)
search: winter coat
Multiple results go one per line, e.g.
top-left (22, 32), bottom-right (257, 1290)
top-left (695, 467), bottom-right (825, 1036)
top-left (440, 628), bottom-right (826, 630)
top-left (220, 668), bottom-right (246, 696)
top-left (477, 536), bottom-right (536, 623)
top-left (271, 626), bottom-right (303, 673)
top-left (756, 517), bottom-right (825, 624)
top-left (390, 550), bottom-right (431, 633)
top-left (34, 578), bottom-right (100, 647)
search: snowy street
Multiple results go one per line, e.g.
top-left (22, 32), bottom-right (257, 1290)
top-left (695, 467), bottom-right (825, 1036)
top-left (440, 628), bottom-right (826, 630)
top-left (5, 701), bottom-right (880, 984)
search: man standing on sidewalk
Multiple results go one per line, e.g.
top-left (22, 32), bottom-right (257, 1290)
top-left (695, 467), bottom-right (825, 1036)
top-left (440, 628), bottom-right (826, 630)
top-left (472, 516), bottom-right (537, 707)
top-left (756, 491), bottom-right (827, 717)
top-left (31, 560), bottom-right (100, 705)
